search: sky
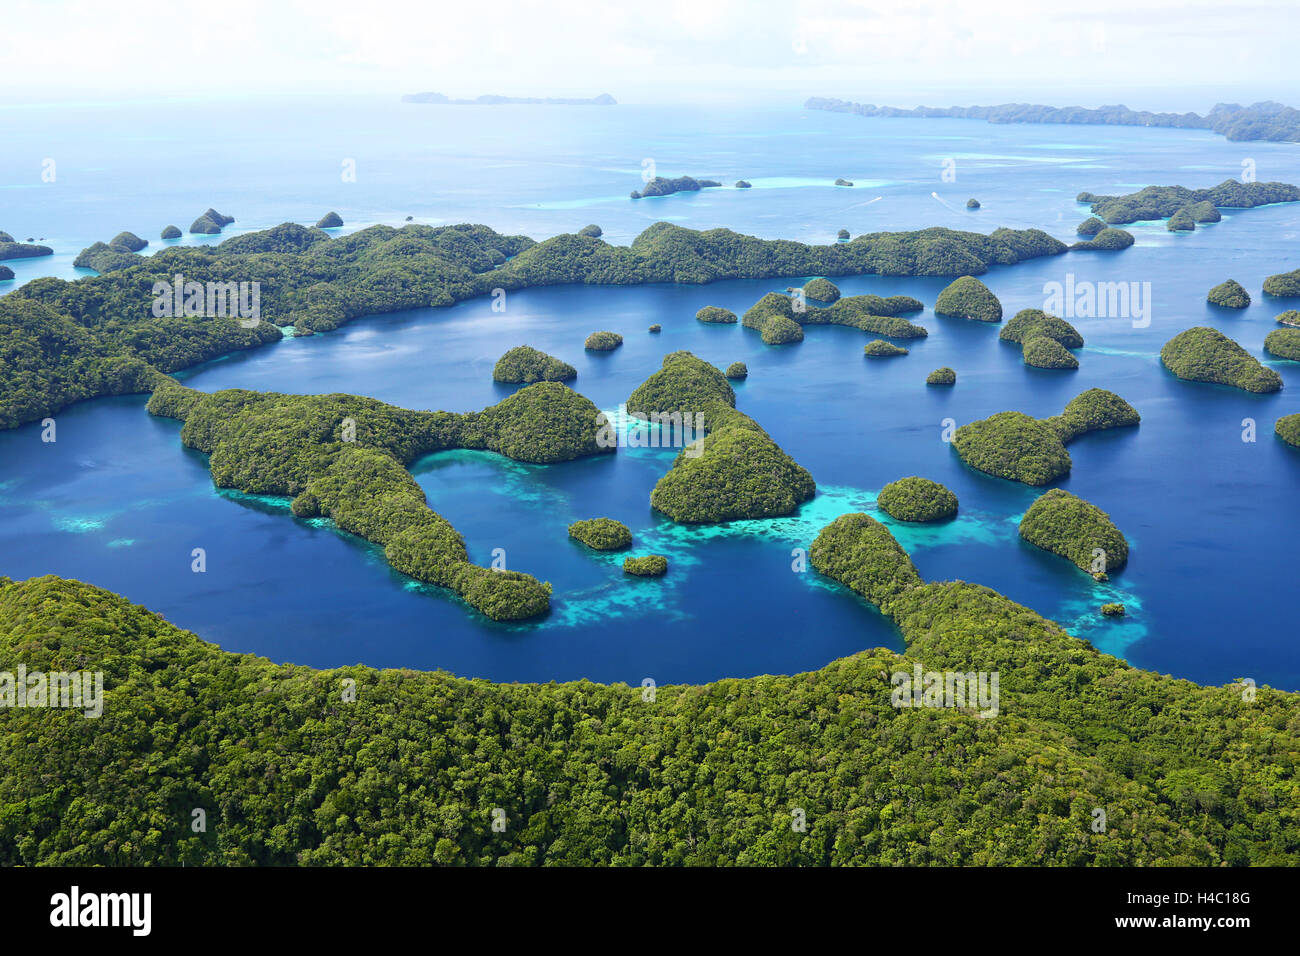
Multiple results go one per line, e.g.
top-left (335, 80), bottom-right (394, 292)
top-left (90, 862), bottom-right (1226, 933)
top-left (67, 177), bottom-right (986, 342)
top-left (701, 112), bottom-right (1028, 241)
top-left (3, 0), bottom-right (1297, 109)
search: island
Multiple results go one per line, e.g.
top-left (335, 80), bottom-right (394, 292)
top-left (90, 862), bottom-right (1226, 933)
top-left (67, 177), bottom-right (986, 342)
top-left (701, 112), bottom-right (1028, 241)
top-left (696, 305), bottom-right (738, 324)
top-left (966, 198), bottom-right (980, 209)
top-left (1160, 327), bottom-right (1282, 392)
top-left (627, 352), bottom-right (814, 523)
top-left (1022, 336), bottom-right (1079, 370)
top-left (1019, 488), bottom-right (1128, 576)
top-left (568, 518), bottom-right (632, 551)
top-left (837, 228), bottom-right (850, 240)
top-left (631, 176), bottom-right (722, 199)
top-left (834, 178), bottom-right (854, 187)
top-left (649, 324), bottom-right (661, 333)
top-left (161, 225), bottom-right (182, 239)
top-left (876, 476), bottom-right (958, 522)
top-left (1208, 279), bottom-right (1251, 308)
top-left (1077, 180), bottom-right (1299, 226)
top-left (1263, 267), bottom-right (1300, 296)
top-left (806, 96), bottom-right (1300, 144)
top-left (1264, 328), bottom-right (1300, 360)
top-left (804, 277), bottom-right (840, 302)
top-left (1277, 413), bottom-right (1300, 447)
top-left (0, 218), bottom-right (1100, 433)
top-left (623, 555), bottom-right (668, 576)
top-left (578, 224), bottom-right (602, 237)
top-left (73, 241), bottom-right (140, 273)
top-left (403, 92), bottom-right (616, 106)
top-left (725, 361), bottom-right (747, 379)
top-left (584, 331), bottom-right (623, 351)
top-left (742, 290), bottom-right (927, 345)
top-left (147, 378), bottom-right (617, 620)
top-left (492, 345), bottom-right (578, 383)
top-left (953, 388), bottom-right (1140, 484)
top-left (735, 180), bottom-right (752, 189)
top-left (1167, 209), bottom-right (1196, 231)
top-left (110, 231), bottom-right (148, 252)
top-left (0, 237), bottom-right (54, 261)
top-left (999, 308), bottom-right (1084, 349)
top-left (934, 275), bottom-right (1002, 322)
top-left (926, 366), bottom-right (955, 385)
top-left (1069, 227), bottom-right (1135, 251)
top-left (0, 266), bottom-right (13, 281)
top-left (864, 339), bottom-right (908, 357)
top-left (1278, 310), bottom-right (1300, 327)
top-left (316, 212), bottom-right (344, 228)
top-left (1101, 603), bottom-right (1126, 616)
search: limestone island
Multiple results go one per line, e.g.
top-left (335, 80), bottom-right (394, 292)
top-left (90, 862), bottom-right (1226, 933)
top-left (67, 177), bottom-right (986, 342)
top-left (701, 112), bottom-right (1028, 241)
top-left (1168, 209), bottom-right (1196, 231)
top-left (926, 366), bottom-right (956, 385)
top-left (1208, 279), bottom-right (1251, 308)
top-left (803, 278), bottom-right (841, 302)
top-left (876, 476), bottom-right (958, 522)
top-left (953, 388), bottom-right (1140, 485)
top-left (578, 224), bottom-right (602, 237)
top-left (1277, 310), bottom-right (1300, 327)
top-left (1079, 180), bottom-right (1299, 225)
top-left (584, 331), bottom-right (623, 351)
top-left (837, 228), bottom-right (850, 240)
top-left (0, 237), bottom-right (54, 261)
top-left (110, 231), bottom-right (148, 252)
top-left (648, 324), bottom-right (661, 333)
top-left (1276, 413), bottom-right (1300, 447)
top-left (696, 306), bottom-right (738, 324)
top-left (161, 225), bottom-right (182, 240)
top-left (864, 340), bottom-right (908, 357)
top-left (1019, 488), bottom-right (1128, 575)
top-left (623, 555), bottom-right (668, 577)
top-left (627, 351), bottom-right (814, 523)
top-left (492, 345), bottom-right (578, 383)
top-left (743, 290), bottom-right (926, 345)
top-left (73, 241), bottom-right (141, 273)
top-left (403, 92), bottom-right (616, 106)
top-left (1069, 227), bottom-right (1135, 251)
top-left (835, 178), bottom-right (854, 187)
top-left (316, 212), bottom-right (343, 228)
top-left (569, 518), bottom-right (632, 551)
top-left (1101, 603), bottom-right (1126, 616)
top-left (935, 275), bottom-right (1002, 322)
top-left (725, 361), bottom-right (747, 379)
top-left (631, 176), bottom-right (722, 200)
top-left (735, 180), bottom-right (752, 189)
top-left (190, 208), bottom-right (234, 235)
top-left (1264, 328), bottom-right (1300, 360)
top-left (1076, 217), bottom-right (1106, 237)
top-left (0, 266), bottom-right (13, 281)
top-left (966, 198), bottom-right (980, 209)
top-left (1160, 327), bottom-right (1282, 392)
top-left (145, 379), bottom-right (618, 620)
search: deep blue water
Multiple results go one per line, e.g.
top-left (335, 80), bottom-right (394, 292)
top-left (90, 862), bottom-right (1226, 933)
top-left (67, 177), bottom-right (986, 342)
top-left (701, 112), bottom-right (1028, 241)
top-left (1, 96), bottom-right (1298, 688)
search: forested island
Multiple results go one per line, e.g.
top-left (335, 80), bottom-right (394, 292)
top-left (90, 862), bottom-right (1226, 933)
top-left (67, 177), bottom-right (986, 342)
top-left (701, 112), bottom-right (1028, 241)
top-left (403, 92), bottom-right (616, 105)
top-left (876, 476), bottom-right (957, 522)
top-left (742, 290), bottom-right (926, 345)
top-left (6, 492), bottom-right (1296, 865)
top-left (1019, 489), bottom-right (1128, 574)
top-left (806, 96), bottom-right (1300, 143)
top-left (492, 345), bottom-right (577, 383)
top-left (146, 379), bottom-right (617, 620)
top-left (0, 218), bottom-right (1142, 433)
top-left (631, 176), bottom-right (722, 199)
top-left (627, 352), bottom-right (815, 523)
top-left (1000, 309), bottom-right (1084, 370)
top-left (1077, 181), bottom-right (1299, 226)
top-left (953, 389), bottom-right (1139, 484)
top-left (0, 237), bottom-right (54, 261)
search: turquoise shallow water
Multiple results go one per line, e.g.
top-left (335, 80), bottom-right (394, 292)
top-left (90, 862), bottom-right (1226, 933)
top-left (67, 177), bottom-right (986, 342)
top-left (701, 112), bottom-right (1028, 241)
top-left (0, 97), bottom-right (1297, 687)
